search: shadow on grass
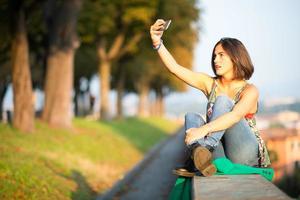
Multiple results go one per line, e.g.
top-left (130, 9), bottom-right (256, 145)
top-left (45, 161), bottom-right (96, 200)
top-left (102, 117), bottom-right (175, 153)
top-left (70, 170), bottom-right (96, 200)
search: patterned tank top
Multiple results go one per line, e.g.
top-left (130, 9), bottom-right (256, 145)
top-left (206, 79), bottom-right (271, 167)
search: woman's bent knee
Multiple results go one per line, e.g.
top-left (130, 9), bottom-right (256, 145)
top-left (184, 112), bottom-right (206, 134)
top-left (185, 112), bottom-right (204, 122)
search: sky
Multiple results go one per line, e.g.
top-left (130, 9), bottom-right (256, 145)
top-left (183, 0), bottom-right (300, 102)
top-left (3, 0), bottom-right (300, 114)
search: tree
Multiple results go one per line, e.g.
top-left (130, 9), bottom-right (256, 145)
top-left (9, 0), bottom-right (34, 132)
top-left (1, 0), bottom-right (46, 124)
top-left (110, 0), bottom-right (200, 118)
top-left (111, 54), bottom-right (136, 118)
top-left (42, 0), bottom-right (82, 128)
top-left (121, 0), bottom-right (199, 117)
top-left (78, 0), bottom-right (158, 120)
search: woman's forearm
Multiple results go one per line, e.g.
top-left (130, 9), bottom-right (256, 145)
top-left (203, 112), bottom-right (241, 134)
top-left (156, 42), bottom-right (181, 74)
top-left (185, 111), bottom-right (242, 145)
top-left (155, 42), bottom-right (202, 88)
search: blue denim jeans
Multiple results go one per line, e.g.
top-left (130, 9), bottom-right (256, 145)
top-left (185, 95), bottom-right (259, 166)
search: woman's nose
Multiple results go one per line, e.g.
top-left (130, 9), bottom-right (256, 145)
top-left (214, 56), bottom-right (218, 63)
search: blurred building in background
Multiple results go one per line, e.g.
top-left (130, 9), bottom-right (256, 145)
top-left (261, 128), bottom-right (300, 181)
top-left (258, 111), bottom-right (300, 181)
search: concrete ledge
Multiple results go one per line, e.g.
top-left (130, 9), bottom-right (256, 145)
top-left (193, 175), bottom-right (292, 200)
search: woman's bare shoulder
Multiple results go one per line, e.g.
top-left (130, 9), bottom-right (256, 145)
top-left (246, 83), bottom-right (259, 91)
top-left (242, 83), bottom-right (259, 98)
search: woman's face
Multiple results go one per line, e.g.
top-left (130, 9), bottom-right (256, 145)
top-left (213, 44), bottom-right (234, 78)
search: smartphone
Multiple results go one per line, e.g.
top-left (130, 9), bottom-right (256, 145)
top-left (162, 20), bottom-right (171, 31)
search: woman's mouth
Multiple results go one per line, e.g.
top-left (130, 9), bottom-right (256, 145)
top-left (215, 65), bottom-right (221, 70)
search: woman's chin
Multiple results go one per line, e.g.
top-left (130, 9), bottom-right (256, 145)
top-left (216, 71), bottom-right (223, 76)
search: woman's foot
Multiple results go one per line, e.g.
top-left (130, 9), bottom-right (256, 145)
top-left (173, 168), bottom-right (195, 177)
top-left (173, 157), bottom-right (197, 177)
top-left (193, 146), bottom-right (216, 176)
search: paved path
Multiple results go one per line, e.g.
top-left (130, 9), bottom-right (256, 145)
top-left (97, 127), bottom-right (187, 200)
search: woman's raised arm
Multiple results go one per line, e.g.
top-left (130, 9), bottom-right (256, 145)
top-left (150, 19), bottom-right (213, 96)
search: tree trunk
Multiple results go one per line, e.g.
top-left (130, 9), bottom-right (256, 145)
top-left (138, 84), bottom-right (149, 117)
top-left (10, 0), bottom-right (34, 132)
top-left (98, 59), bottom-right (111, 120)
top-left (43, 50), bottom-right (74, 127)
top-left (151, 88), bottom-right (165, 117)
top-left (116, 67), bottom-right (125, 119)
top-left (156, 91), bottom-right (164, 117)
top-left (97, 34), bottom-right (124, 120)
top-left (96, 32), bottom-right (142, 120)
top-left (42, 0), bottom-right (81, 128)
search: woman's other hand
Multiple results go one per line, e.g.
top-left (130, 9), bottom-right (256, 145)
top-left (185, 127), bottom-right (209, 145)
top-left (150, 19), bottom-right (165, 47)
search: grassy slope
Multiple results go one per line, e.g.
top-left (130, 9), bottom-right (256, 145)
top-left (0, 117), bottom-right (180, 200)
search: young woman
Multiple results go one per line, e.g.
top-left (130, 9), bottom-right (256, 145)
top-left (150, 19), bottom-right (271, 177)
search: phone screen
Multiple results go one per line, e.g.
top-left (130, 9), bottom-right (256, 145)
top-left (163, 20), bottom-right (171, 31)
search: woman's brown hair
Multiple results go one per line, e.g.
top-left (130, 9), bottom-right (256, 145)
top-left (211, 37), bottom-right (254, 80)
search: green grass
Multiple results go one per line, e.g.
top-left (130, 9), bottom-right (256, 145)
top-left (0, 117), bottom-right (181, 200)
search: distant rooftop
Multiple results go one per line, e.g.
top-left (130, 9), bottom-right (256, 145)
top-left (261, 128), bottom-right (300, 140)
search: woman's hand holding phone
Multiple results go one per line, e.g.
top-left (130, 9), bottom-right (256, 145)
top-left (150, 19), bottom-right (171, 47)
